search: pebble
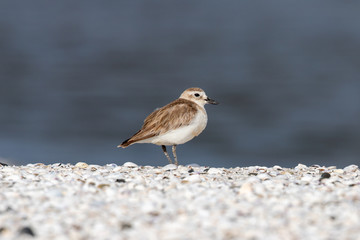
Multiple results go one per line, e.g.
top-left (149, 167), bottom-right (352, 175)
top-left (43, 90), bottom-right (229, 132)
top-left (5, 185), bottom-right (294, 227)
top-left (258, 167), bottom-right (267, 173)
top-left (301, 175), bottom-right (313, 183)
top-left (239, 182), bottom-right (254, 195)
top-left (272, 165), bottom-right (283, 170)
top-left (333, 169), bottom-right (344, 174)
top-left (295, 163), bottom-right (307, 170)
top-left (186, 163), bottom-right (200, 167)
top-left (320, 172), bottom-right (331, 180)
top-left (123, 162), bottom-right (138, 168)
top-left (88, 165), bottom-right (98, 171)
top-left (0, 163), bottom-right (359, 239)
top-left (106, 163), bottom-right (117, 168)
top-left (112, 166), bottom-right (123, 172)
top-left (115, 179), bottom-right (126, 183)
top-left (19, 226), bottom-right (35, 237)
top-left (182, 174), bottom-right (202, 183)
top-left (162, 164), bottom-right (177, 171)
top-left (75, 162), bottom-right (88, 169)
top-left (207, 168), bottom-right (223, 175)
top-left (344, 165), bottom-right (359, 173)
top-left (268, 171), bottom-right (278, 177)
top-left (257, 173), bottom-right (270, 180)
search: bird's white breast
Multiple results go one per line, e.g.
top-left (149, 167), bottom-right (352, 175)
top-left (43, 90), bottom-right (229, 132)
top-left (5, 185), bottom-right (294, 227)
top-left (141, 107), bottom-right (208, 146)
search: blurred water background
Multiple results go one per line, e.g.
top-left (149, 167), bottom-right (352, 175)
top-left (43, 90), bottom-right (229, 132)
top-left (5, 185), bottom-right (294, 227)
top-left (0, 1), bottom-right (359, 167)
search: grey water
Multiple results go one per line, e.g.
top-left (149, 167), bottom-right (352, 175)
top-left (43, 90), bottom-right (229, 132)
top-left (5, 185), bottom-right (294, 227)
top-left (1, 1), bottom-right (359, 167)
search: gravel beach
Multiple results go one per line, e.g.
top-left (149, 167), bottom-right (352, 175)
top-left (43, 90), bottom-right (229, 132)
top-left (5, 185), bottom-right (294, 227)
top-left (1, 162), bottom-right (360, 240)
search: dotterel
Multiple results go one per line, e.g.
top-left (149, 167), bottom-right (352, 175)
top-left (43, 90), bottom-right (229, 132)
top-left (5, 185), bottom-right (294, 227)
top-left (118, 87), bottom-right (218, 165)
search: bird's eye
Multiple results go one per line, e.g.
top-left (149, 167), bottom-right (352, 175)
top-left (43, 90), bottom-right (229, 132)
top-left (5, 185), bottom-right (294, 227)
top-left (194, 93), bottom-right (200, 97)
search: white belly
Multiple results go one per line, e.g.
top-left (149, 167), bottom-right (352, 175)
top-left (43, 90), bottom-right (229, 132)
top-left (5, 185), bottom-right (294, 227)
top-left (139, 110), bottom-right (208, 146)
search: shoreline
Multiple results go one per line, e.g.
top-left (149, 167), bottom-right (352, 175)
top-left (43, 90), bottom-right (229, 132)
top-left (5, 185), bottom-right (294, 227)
top-left (1, 163), bottom-right (359, 239)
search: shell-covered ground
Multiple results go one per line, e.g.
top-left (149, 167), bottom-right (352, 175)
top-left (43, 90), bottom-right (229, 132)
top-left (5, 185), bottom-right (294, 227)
top-left (0, 162), bottom-right (359, 240)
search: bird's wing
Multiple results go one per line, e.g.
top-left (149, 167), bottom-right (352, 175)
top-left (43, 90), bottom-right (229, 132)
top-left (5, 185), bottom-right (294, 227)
top-left (125, 99), bottom-right (198, 144)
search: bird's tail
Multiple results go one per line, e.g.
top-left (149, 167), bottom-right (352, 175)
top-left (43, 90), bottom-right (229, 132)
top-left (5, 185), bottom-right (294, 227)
top-left (118, 130), bottom-right (142, 148)
top-left (117, 138), bottom-right (132, 148)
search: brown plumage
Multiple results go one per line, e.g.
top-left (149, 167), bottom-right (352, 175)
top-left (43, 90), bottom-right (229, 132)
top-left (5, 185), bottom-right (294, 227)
top-left (120, 98), bottom-right (198, 147)
top-left (118, 87), bottom-right (218, 165)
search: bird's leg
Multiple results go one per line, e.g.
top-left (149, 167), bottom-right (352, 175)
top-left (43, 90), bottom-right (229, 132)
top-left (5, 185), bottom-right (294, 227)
top-left (161, 145), bottom-right (172, 164)
top-left (172, 145), bottom-right (178, 166)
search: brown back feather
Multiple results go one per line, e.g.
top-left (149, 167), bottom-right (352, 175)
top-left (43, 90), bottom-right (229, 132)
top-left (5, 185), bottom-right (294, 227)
top-left (121, 98), bottom-right (198, 146)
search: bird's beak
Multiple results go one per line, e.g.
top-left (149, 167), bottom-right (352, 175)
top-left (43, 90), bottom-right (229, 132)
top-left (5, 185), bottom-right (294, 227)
top-left (205, 97), bottom-right (219, 105)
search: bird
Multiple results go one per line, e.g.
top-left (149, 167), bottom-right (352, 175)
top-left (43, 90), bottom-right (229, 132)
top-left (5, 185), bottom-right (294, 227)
top-left (118, 87), bottom-right (218, 165)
